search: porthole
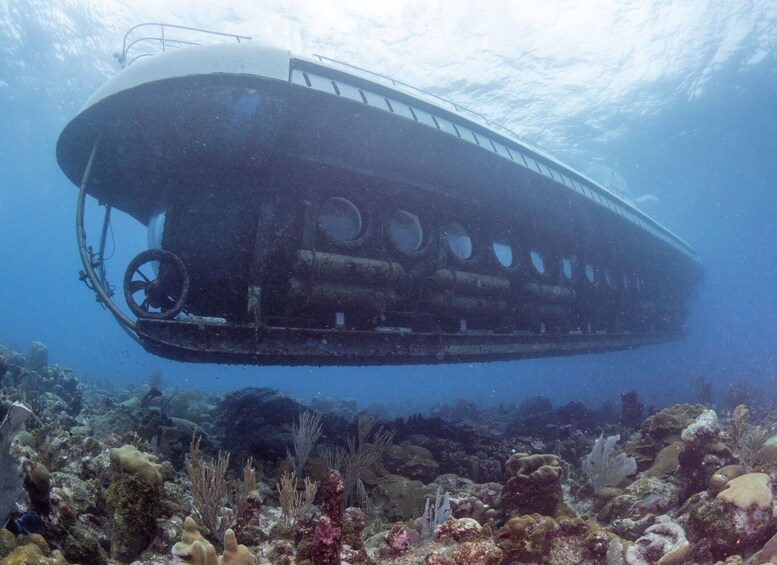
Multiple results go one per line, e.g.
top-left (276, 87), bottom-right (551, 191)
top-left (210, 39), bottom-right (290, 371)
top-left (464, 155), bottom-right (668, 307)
top-left (388, 209), bottom-right (424, 253)
top-left (561, 257), bottom-right (574, 280)
top-left (317, 197), bottom-right (363, 242)
top-left (445, 222), bottom-right (473, 261)
top-left (584, 263), bottom-right (596, 285)
top-left (492, 241), bottom-right (514, 268)
top-left (530, 250), bottom-right (546, 275)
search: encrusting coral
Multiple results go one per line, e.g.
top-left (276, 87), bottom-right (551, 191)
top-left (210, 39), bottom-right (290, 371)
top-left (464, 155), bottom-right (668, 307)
top-left (109, 444), bottom-right (164, 486)
top-left (502, 453), bottom-right (564, 516)
top-left (105, 464), bottom-right (163, 561)
top-left (495, 514), bottom-right (615, 563)
top-left (0, 534), bottom-right (69, 565)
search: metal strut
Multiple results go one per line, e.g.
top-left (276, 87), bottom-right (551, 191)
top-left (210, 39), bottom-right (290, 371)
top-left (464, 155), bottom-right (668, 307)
top-left (76, 140), bottom-right (137, 332)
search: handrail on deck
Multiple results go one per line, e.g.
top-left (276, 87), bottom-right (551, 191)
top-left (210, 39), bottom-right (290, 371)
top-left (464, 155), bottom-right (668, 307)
top-left (311, 53), bottom-right (529, 146)
top-left (118, 23), bottom-right (252, 68)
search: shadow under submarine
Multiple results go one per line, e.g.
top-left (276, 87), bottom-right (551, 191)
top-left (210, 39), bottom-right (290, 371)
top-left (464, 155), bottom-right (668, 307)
top-left (56, 24), bottom-right (702, 366)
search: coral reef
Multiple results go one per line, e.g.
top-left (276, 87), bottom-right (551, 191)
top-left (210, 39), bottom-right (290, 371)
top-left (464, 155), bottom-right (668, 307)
top-left (4, 340), bottom-right (777, 565)
top-left (496, 514), bottom-right (614, 564)
top-left (624, 403), bottom-right (706, 469)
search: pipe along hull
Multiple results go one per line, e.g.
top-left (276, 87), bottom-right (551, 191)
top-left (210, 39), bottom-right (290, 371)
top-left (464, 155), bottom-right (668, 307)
top-left (57, 43), bottom-right (702, 365)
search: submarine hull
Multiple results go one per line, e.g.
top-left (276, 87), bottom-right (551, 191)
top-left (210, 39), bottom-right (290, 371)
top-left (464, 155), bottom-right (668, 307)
top-left (57, 42), bottom-right (702, 365)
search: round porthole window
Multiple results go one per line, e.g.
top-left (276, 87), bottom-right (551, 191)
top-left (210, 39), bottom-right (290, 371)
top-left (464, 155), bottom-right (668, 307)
top-left (318, 197), bottom-right (363, 242)
top-left (492, 241), bottom-right (514, 268)
top-left (388, 209), bottom-right (424, 252)
top-left (585, 263), bottom-right (596, 285)
top-left (561, 257), bottom-right (574, 280)
top-left (445, 222), bottom-right (473, 261)
top-left (530, 250), bottom-right (545, 275)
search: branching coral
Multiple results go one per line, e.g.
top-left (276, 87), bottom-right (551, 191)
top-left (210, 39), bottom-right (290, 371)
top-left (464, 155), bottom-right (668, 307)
top-left (187, 433), bottom-right (232, 538)
top-left (319, 413), bottom-right (395, 511)
top-left (287, 409), bottom-right (323, 477)
top-left (276, 470), bottom-right (317, 528)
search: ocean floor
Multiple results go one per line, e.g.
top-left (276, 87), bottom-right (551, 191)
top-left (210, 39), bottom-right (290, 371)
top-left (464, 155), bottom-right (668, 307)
top-left (1, 341), bottom-right (777, 564)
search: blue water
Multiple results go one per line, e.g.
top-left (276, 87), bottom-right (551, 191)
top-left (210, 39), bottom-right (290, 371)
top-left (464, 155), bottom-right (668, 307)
top-left (1, 2), bottom-right (775, 411)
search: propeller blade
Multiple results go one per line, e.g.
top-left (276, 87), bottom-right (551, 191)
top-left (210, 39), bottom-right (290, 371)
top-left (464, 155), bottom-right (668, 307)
top-left (161, 295), bottom-right (176, 311)
top-left (135, 268), bottom-right (152, 283)
top-left (130, 280), bottom-right (148, 294)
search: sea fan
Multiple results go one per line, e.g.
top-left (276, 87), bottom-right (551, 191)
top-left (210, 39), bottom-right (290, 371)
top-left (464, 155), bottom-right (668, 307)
top-left (582, 433), bottom-right (637, 493)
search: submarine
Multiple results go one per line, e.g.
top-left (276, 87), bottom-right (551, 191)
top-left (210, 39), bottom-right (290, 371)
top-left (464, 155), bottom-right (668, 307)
top-left (56, 24), bottom-right (703, 366)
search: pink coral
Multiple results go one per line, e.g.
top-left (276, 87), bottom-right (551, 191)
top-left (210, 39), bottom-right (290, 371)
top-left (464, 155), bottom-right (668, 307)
top-left (312, 514), bottom-right (341, 565)
top-left (379, 522), bottom-right (413, 558)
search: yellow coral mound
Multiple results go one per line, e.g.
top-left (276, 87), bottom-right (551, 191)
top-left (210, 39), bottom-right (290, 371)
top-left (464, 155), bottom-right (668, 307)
top-left (717, 472), bottom-right (772, 511)
top-left (171, 518), bottom-right (255, 565)
top-left (109, 444), bottom-right (164, 486)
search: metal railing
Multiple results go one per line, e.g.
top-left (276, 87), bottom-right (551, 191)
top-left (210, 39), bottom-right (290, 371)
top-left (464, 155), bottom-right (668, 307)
top-left (117, 23), bottom-right (251, 68)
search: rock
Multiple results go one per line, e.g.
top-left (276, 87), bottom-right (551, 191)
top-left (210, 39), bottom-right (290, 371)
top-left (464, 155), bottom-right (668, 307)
top-left (645, 441), bottom-right (684, 478)
top-left (449, 539), bottom-right (503, 565)
top-left (682, 473), bottom-right (776, 559)
top-left (384, 442), bottom-right (440, 483)
top-left (605, 476), bottom-right (679, 526)
top-left (88, 408), bottom-right (137, 440)
top-left (625, 515), bottom-right (690, 564)
top-left (624, 404), bottom-right (706, 469)
top-left (759, 435), bottom-right (777, 466)
top-left (436, 517), bottom-right (483, 543)
top-left (1, 401), bottom-right (33, 523)
top-left (372, 474), bottom-right (433, 521)
top-left (680, 409), bottom-right (719, 446)
top-left (750, 529), bottom-right (777, 564)
top-left (25, 341), bottom-right (48, 373)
